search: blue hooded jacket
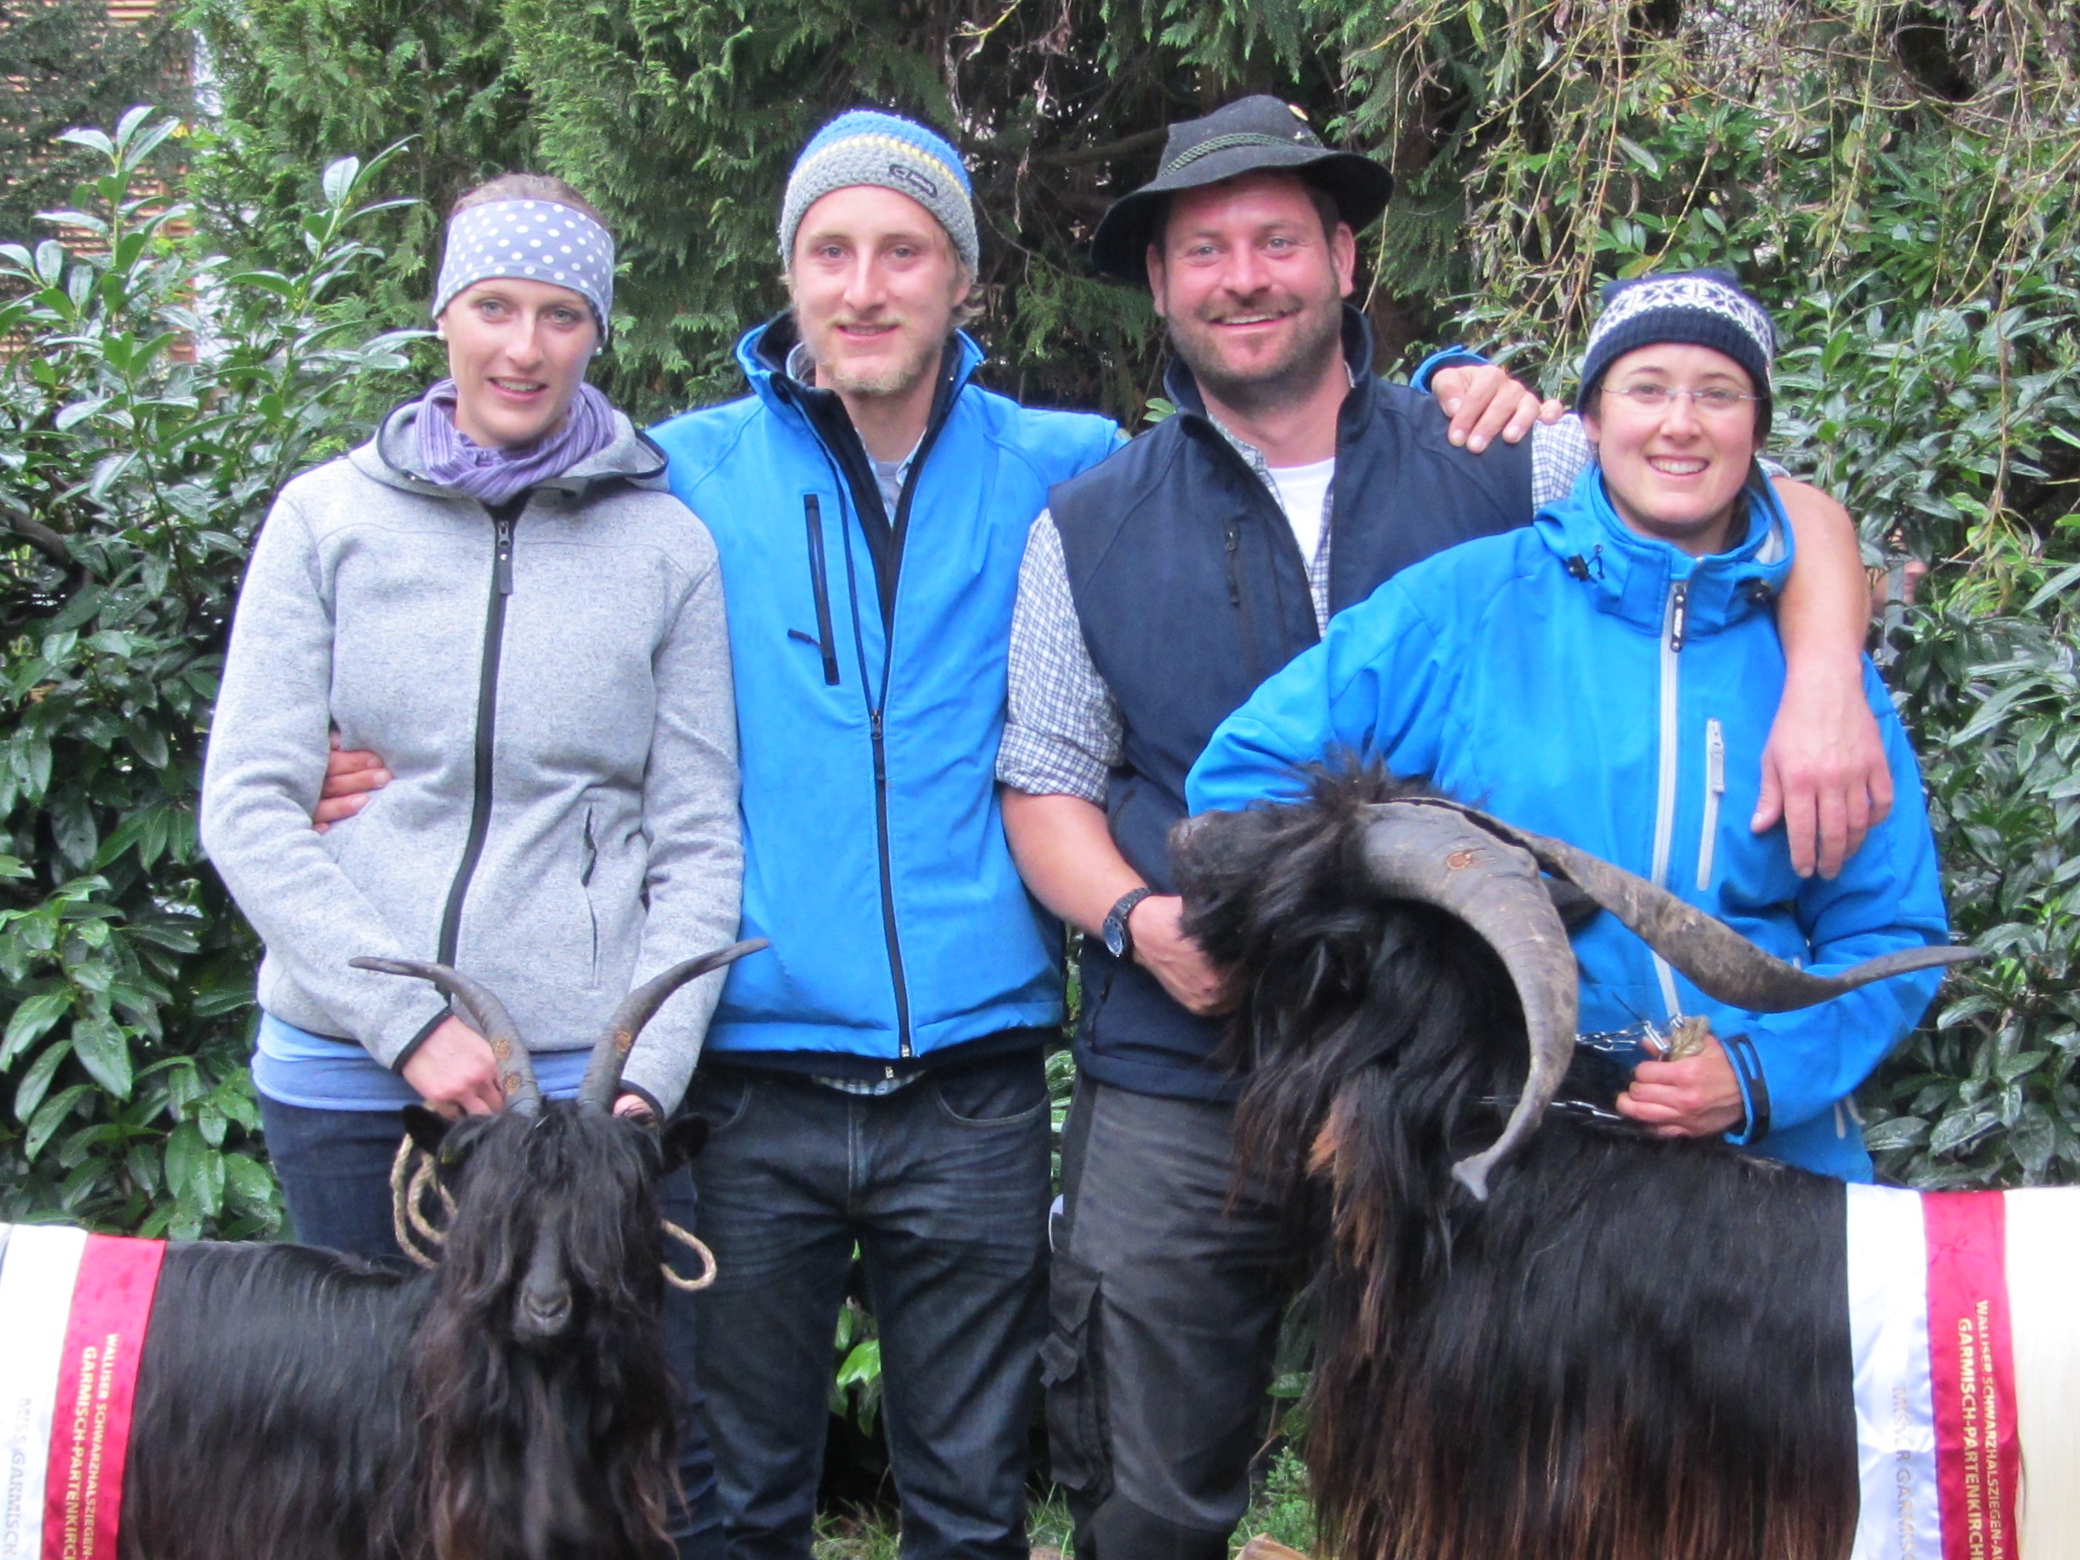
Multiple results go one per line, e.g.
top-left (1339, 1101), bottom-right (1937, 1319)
top-left (1187, 464), bottom-right (1950, 1180)
top-left (650, 320), bottom-right (1120, 1069)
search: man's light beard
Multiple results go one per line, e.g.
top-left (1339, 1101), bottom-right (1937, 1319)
top-left (803, 316), bottom-right (944, 400)
top-left (1169, 295), bottom-right (1344, 418)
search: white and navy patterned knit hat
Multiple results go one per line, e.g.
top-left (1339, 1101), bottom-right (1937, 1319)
top-left (779, 110), bottom-right (978, 272)
top-left (432, 199), bottom-right (616, 338)
top-left (1578, 269), bottom-right (1776, 419)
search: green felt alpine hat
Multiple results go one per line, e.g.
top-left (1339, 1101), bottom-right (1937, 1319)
top-left (1090, 95), bottom-right (1394, 286)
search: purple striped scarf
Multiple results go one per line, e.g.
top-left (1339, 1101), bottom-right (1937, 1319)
top-left (413, 379), bottom-right (619, 504)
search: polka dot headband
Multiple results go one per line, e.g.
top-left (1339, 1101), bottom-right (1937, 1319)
top-left (431, 199), bottom-right (616, 338)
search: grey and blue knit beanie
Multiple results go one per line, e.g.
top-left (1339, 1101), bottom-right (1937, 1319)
top-left (1578, 269), bottom-right (1776, 429)
top-left (779, 110), bottom-right (979, 273)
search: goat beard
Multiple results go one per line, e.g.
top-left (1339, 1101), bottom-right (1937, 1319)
top-left (416, 1294), bottom-right (677, 1560)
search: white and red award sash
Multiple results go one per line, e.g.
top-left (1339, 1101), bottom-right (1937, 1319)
top-left (0, 1225), bottom-right (165, 1560)
top-left (1848, 1184), bottom-right (2080, 1560)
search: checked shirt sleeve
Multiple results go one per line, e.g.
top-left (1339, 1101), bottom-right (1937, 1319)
top-left (997, 512), bottom-right (1120, 804)
top-left (1531, 415), bottom-right (1593, 508)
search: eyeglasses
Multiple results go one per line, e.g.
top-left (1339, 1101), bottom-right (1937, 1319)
top-left (1600, 384), bottom-right (1760, 417)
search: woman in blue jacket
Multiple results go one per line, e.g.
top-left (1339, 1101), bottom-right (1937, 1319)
top-left (1186, 270), bottom-right (1948, 1182)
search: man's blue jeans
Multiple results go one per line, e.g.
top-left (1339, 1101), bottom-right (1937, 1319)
top-left (686, 1050), bottom-right (1051, 1560)
top-left (257, 1094), bottom-right (726, 1560)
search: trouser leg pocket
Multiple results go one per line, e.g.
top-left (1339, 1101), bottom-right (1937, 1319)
top-left (1040, 1250), bottom-right (1109, 1499)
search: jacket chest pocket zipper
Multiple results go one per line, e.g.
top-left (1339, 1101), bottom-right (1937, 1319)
top-left (803, 495), bottom-right (841, 686)
top-left (1696, 717), bottom-right (1725, 891)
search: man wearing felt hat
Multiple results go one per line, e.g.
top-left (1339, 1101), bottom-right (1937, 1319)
top-left (997, 94), bottom-right (1894, 1559)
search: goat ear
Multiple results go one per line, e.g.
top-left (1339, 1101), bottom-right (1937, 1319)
top-left (402, 1104), bottom-right (452, 1158)
top-left (1545, 877), bottom-right (1601, 932)
top-left (660, 1113), bottom-right (709, 1172)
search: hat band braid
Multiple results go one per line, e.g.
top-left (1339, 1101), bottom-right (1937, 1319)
top-left (1165, 131), bottom-right (1323, 172)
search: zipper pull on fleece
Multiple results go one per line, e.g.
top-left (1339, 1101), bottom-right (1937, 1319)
top-left (1667, 579), bottom-right (1689, 652)
top-left (494, 517), bottom-right (515, 596)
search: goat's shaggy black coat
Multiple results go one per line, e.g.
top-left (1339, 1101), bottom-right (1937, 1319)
top-left (1175, 772), bottom-right (1858, 1560)
top-left (119, 1106), bottom-right (685, 1560)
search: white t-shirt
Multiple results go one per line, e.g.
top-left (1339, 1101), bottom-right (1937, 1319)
top-left (1266, 456), bottom-right (1336, 565)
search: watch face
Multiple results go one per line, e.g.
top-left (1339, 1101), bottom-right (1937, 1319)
top-left (1103, 918), bottom-right (1128, 959)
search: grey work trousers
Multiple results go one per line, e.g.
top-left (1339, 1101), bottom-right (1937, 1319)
top-left (1043, 1076), bottom-right (1301, 1560)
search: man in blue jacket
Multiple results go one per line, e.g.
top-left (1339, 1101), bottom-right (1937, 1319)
top-left (644, 112), bottom-right (1119, 1560)
top-left (997, 101), bottom-right (1897, 1560)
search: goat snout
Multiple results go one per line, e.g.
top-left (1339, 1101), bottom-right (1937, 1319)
top-left (514, 1232), bottom-right (573, 1340)
top-left (515, 1283), bottom-right (572, 1340)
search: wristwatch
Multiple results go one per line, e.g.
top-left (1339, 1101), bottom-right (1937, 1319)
top-left (1102, 887), bottom-right (1155, 961)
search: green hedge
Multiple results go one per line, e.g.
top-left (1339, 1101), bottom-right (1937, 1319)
top-left (0, 113), bottom-right (422, 1233)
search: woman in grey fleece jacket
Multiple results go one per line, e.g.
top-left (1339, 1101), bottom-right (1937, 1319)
top-left (199, 174), bottom-right (741, 1210)
top-left (200, 175), bottom-right (740, 1560)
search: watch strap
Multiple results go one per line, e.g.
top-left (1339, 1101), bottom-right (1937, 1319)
top-left (1104, 886), bottom-right (1155, 959)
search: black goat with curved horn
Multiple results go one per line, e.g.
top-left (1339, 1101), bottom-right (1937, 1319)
top-left (1170, 774), bottom-right (2037, 1560)
top-left (44, 939), bottom-right (772, 1560)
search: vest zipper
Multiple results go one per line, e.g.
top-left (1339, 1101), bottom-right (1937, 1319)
top-left (436, 510), bottom-right (516, 966)
top-left (835, 481), bottom-right (916, 1059)
top-left (803, 495), bottom-right (840, 686)
top-left (1649, 577), bottom-right (1689, 1020)
top-left (1696, 717), bottom-right (1725, 892)
top-left (1224, 518), bottom-right (1263, 684)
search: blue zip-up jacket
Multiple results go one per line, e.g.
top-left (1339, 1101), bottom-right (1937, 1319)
top-left (650, 319), bottom-right (1120, 1069)
top-left (1187, 464), bottom-right (1950, 1180)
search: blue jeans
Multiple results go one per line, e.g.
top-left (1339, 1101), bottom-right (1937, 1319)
top-left (258, 1094), bottom-right (725, 1560)
top-left (686, 1051), bottom-right (1051, 1560)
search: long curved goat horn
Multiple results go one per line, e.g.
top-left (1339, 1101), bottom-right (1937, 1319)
top-left (1359, 808), bottom-right (1580, 1202)
top-left (1379, 798), bottom-right (1983, 1008)
top-left (350, 956), bottom-right (543, 1116)
top-left (578, 939), bottom-right (770, 1112)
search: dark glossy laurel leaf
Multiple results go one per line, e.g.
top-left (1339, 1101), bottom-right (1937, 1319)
top-left (3, 988), bottom-right (73, 1066)
top-left (69, 1014), bottom-right (133, 1099)
top-left (13, 1039), bottom-right (73, 1124)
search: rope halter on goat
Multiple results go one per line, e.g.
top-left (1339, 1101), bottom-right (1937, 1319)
top-left (387, 1136), bottom-right (717, 1289)
top-left (354, 940), bottom-right (768, 1284)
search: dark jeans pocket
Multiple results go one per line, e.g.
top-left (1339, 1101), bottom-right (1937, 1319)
top-left (686, 1066), bottom-right (754, 1135)
top-left (932, 1049), bottom-right (1048, 1127)
top-left (1041, 1250), bottom-right (1110, 1497)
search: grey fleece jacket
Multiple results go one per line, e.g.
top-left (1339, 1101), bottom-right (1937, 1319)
top-left (200, 399), bottom-right (741, 1111)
